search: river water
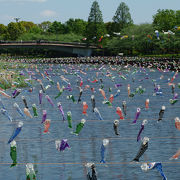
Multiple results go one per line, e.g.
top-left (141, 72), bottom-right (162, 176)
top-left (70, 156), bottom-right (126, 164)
top-left (0, 63), bottom-right (180, 180)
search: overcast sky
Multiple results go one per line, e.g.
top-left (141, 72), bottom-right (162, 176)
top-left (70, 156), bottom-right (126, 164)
top-left (0, 0), bottom-right (179, 25)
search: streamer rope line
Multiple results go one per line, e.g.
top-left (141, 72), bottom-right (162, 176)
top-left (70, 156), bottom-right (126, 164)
top-left (0, 118), bottom-right (177, 125)
top-left (1, 136), bottom-right (180, 142)
top-left (0, 161), bottom-right (180, 165)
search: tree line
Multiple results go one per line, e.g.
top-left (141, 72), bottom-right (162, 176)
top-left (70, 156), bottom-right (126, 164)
top-left (0, 1), bottom-right (180, 55)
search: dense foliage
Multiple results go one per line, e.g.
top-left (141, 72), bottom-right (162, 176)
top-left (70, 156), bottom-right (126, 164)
top-left (0, 1), bottom-right (179, 55)
top-left (86, 0), bottom-right (106, 43)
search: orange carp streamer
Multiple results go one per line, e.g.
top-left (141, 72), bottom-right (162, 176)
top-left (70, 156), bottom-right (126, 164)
top-left (116, 107), bottom-right (124, 120)
top-left (175, 117), bottom-right (180, 130)
top-left (82, 102), bottom-right (88, 115)
top-left (99, 89), bottom-right (106, 99)
top-left (145, 99), bottom-right (149, 109)
top-left (44, 119), bottom-right (51, 133)
top-left (24, 108), bottom-right (32, 118)
top-left (57, 82), bottom-right (61, 91)
top-left (128, 84), bottom-right (130, 97)
top-left (170, 149), bottom-right (180, 160)
top-left (169, 71), bottom-right (178, 84)
top-left (109, 94), bottom-right (114, 104)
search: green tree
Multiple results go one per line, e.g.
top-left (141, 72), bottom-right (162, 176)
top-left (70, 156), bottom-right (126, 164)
top-left (0, 24), bottom-right (7, 40)
top-left (88, 1), bottom-right (103, 23)
top-left (174, 36), bottom-right (180, 53)
top-left (176, 10), bottom-right (180, 25)
top-left (19, 21), bottom-right (36, 32)
top-left (106, 24), bottom-right (155, 55)
top-left (17, 22), bottom-right (26, 34)
top-left (153, 9), bottom-right (176, 31)
top-left (86, 0), bottom-right (106, 43)
top-left (105, 22), bottom-right (116, 35)
top-left (39, 21), bottom-right (52, 32)
top-left (6, 22), bottom-right (25, 40)
top-left (113, 2), bottom-right (133, 32)
top-left (0, 24), bottom-right (7, 34)
top-left (29, 26), bottom-right (43, 34)
top-left (48, 21), bottom-right (64, 34)
top-left (65, 18), bottom-right (87, 35)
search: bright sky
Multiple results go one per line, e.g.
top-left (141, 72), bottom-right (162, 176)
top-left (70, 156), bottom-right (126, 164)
top-left (0, 0), bottom-right (179, 25)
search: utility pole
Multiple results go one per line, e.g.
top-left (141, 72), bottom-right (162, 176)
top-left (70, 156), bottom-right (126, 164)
top-left (14, 18), bottom-right (20, 23)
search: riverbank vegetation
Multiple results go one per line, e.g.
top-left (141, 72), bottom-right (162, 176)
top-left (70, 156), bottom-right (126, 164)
top-left (0, 1), bottom-right (179, 56)
top-left (0, 61), bottom-right (32, 89)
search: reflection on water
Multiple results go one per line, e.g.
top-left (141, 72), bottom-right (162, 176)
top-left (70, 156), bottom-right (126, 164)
top-left (0, 64), bottom-right (180, 179)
